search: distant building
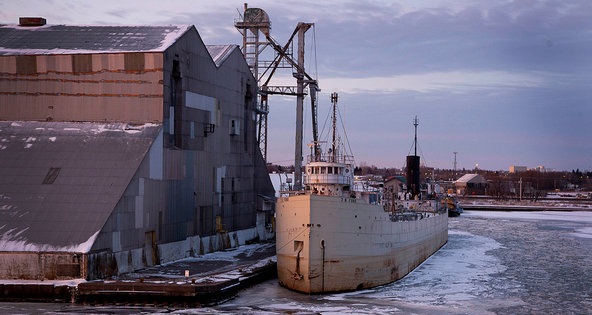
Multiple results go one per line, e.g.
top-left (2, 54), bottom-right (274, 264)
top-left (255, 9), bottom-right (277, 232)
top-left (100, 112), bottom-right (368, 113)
top-left (531, 165), bottom-right (554, 173)
top-left (455, 174), bottom-right (488, 195)
top-left (384, 176), bottom-right (406, 196)
top-left (509, 166), bottom-right (527, 173)
top-left (0, 19), bottom-right (274, 280)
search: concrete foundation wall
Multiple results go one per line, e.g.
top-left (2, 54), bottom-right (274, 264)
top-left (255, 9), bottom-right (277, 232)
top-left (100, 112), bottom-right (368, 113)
top-left (0, 252), bottom-right (87, 280)
top-left (87, 226), bottom-right (266, 279)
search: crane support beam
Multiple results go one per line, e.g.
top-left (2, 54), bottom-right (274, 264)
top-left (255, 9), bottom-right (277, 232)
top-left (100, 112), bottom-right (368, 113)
top-left (262, 86), bottom-right (306, 96)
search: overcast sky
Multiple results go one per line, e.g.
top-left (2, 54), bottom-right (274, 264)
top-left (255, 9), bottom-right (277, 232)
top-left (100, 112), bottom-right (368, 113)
top-left (1, 0), bottom-right (590, 171)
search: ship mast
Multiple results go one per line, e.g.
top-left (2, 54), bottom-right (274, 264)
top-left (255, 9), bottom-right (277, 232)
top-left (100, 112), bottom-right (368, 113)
top-left (331, 92), bottom-right (338, 162)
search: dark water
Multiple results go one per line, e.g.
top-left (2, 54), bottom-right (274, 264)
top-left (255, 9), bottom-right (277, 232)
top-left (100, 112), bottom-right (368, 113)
top-left (2, 211), bottom-right (591, 314)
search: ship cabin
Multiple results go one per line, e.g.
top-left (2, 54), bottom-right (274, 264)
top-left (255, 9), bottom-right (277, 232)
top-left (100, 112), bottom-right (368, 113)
top-left (304, 159), bottom-right (353, 197)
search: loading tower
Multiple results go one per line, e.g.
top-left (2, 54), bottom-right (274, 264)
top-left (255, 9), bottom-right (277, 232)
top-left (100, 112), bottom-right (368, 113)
top-left (235, 3), bottom-right (319, 190)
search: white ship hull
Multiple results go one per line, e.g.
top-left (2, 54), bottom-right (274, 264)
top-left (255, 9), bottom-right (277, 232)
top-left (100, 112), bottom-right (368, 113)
top-left (276, 194), bottom-right (448, 293)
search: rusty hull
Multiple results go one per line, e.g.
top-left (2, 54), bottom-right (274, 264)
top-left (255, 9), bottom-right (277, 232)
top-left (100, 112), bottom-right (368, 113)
top-left (276, 194), bottom-right (448, 293)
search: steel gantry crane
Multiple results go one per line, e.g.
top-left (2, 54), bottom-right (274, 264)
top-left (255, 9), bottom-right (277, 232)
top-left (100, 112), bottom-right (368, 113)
top-left (235, 4), bottom-right (319, 190)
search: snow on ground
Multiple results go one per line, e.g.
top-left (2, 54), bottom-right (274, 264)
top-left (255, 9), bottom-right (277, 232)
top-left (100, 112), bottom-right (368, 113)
top-left (0, 278), bottom-right (86, 286)
top-left (122, 242), bottom-right (276, 283)
top-left (181, 242), bottom-right (273, 262)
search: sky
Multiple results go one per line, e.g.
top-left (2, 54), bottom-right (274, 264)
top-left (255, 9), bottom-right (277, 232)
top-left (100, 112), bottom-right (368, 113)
top-left (1, 0), bottom-right (591, 171)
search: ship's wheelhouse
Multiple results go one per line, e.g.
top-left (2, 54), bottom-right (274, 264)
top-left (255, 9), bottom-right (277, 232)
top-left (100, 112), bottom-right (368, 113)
top-left (304, 162), bottom-right (353, 197)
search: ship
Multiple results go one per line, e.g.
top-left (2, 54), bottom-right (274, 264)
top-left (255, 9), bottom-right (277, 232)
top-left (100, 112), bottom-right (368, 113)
top-left (445, 196), bottom-right (464, 217)
top-left (275, 95), bottom-right (448, 293)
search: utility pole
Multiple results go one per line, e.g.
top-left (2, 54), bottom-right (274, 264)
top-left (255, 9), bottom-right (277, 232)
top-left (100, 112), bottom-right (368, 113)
top-left (519, 177), bottom-right (523, 201)
top-left (453, 152), bottom-right (458, 175)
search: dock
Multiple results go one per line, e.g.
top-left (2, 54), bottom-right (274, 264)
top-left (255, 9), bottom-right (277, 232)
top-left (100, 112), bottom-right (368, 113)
top-left (0, 242), bottom-right (277, 306)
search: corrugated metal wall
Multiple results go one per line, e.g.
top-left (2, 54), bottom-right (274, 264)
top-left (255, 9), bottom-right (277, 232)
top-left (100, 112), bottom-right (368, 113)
top-left (88, 28), bottom-right (274, 278)
top-left (0, 53), bottom-right (163, 123)
top-left (0, 26), bottom-right (274, 279)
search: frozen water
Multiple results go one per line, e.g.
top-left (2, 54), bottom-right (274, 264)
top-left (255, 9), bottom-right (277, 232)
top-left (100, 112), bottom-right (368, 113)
top-left (463, 210), bottom-right (592, 223)
top-left (571, 226), bottom-right (592, 239)
top-left (2, 211), bottom-right (591, 314)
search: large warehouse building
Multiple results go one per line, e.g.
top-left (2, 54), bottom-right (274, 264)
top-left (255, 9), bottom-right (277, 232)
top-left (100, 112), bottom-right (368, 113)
top-left (0, 18), bottom-right (274, 280)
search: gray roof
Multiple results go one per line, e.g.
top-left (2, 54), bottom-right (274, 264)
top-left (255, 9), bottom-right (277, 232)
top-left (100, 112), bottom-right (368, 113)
top-left (0, 24), bottom-right (191, 55)
top-left (456, 174), bottom-right (486, 184)
top-left (0, 121), bottom-right (161, 252)
top-left (206, 45), bottom-right (238, 67)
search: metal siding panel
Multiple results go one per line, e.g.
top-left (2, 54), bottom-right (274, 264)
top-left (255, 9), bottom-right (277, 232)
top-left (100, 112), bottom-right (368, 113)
top-left (124, 53), bottom-right (145, 71)
top-left (91, 54), bottom-right (102, 71)
top-left (15, 55), bottom-right (36, 74)
top-left (0, 56), bottom-right (16, 72)
top-left (36, 54), bottom-right (47, 73)
top-left (0, 121), bottom-right (161, 252)
top-left (72, 54), bottom-right (92, 73)
top-left (54, 55), bottom-right (72, 72)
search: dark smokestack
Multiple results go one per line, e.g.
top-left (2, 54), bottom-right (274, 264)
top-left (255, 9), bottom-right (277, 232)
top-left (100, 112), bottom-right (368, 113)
top-left (406, 155), bottom-right (420, 198)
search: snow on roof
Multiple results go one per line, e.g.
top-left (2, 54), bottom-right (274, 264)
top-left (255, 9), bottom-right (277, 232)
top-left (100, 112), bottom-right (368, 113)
top-left (206, 45), bottom-right (238, 67)
top-left (385, 176), bottom-right (406, 183)
top-left (0, 24), bottom-right (192, 55)
top-left (0, 121), bottom-right (161, 253)
top-left (456, 174), bottom-right (486, 184)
